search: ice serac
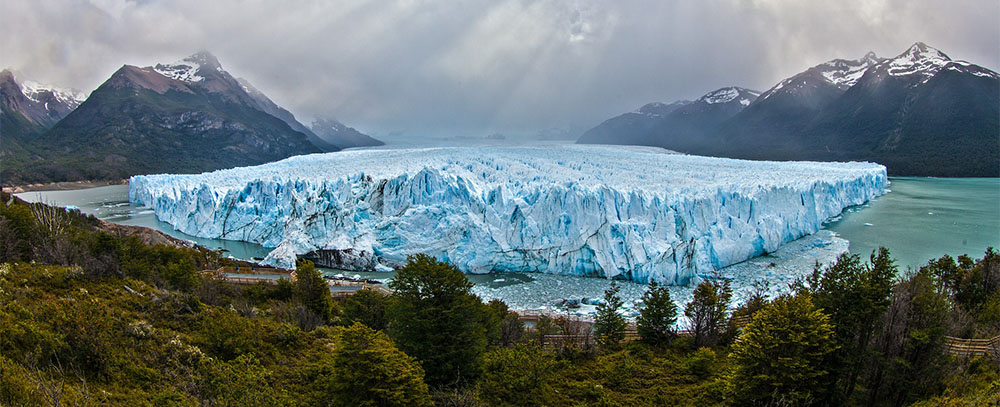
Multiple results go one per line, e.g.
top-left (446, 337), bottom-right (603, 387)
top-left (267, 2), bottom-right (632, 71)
top-left (129, 145), bottom-right (887, 284)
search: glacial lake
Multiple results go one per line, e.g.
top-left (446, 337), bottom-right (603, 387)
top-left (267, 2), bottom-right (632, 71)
top-left (17, 177), bottom-right (999, 316)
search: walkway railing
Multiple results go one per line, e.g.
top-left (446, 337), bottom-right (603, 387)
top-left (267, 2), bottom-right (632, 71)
top-left (944, 335), bottom-right (1000, 357)
top-left (520, 311), bottom-right (754, 349)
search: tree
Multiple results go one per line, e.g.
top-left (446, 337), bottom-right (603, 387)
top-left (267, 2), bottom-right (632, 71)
top-left (388, 254), bottom-right (488, 387)
top-left (593, 282), bottom-right (627, 348)
top-left (294, 260), bottom-right (334, 322)
top-left (636, 282), bottom-right (678, 345)
top-left (485, 299), bottom-right (524, 348)
top-left (323, 323), bottom-right (432, 407)
top-left (728, 294), bottom-right (837, 406)
top-left (477, 344), bottom-right (556, 406)
top-left (924, 248), bottom-right (1000, 319)
top-left (810, 249), bottom-right (897, 401)
top-left (684, 279), bottom-right (731, 347)
top-left (864, 270), bottom-right (950, 407)
top-left (340, 289), bottom-right (392, 331)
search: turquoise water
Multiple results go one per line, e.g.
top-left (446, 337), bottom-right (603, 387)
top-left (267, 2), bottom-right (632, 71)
top-left (15, 185), bottom-right (271, 261)
top-left (824, 178), bottom-right (999, 270)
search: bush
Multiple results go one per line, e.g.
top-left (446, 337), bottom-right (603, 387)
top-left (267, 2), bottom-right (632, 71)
top-left (323, 323), bottom-right (432, 407)
top-left (477, 344), bottom-right (556, 406)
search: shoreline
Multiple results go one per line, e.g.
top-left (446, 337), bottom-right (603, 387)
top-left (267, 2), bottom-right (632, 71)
top-left (2, 179), bottom-right (128, 194)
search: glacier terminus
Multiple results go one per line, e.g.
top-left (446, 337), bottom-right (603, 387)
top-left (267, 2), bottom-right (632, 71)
top-left (129, 145), bottom-right (887, 284)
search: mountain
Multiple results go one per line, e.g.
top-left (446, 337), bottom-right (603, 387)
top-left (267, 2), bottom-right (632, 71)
top-left (1, 69), bottom-right (86, 129)
top-left (2, 52), bottom-right (324, 185)
top-left (715, 52), bottom-right (886, 157)
top-left (578, 101), bottom-right (690, 145)
top-left (1, 70), bottom-right (87, 176)
top-left (310, 118), bottom-right (384, 149)
top-left (797, 43), bottom-right (1000, 176)
top-left (579, 43), bottom-right (999, 176)
top-left (579, 87), bottom-right (759, 152)
top-left (235, 77), bottom-right (338, 151)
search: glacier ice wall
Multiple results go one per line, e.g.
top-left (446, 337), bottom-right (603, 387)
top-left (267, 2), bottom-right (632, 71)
top-left (129, 145), bottom-right (886, 284)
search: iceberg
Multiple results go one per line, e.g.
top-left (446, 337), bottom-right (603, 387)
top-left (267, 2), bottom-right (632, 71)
top-left (129, 145), bottom-right (886, 284)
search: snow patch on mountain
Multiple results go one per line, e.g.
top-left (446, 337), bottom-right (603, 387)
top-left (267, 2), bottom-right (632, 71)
top-left (154, 57), bottom-right (205, 83)
top-left (632, 101), bottom-right (690, 117)
top-left (759, 52), bottom-right (884, 102)
top-left (699, 87), bottom-right (759, 104)
top-left (818, 51), bottom-right (883, 87)
top-left (944, 60), bottom-right (999, 79)
top-left (129, 145), bottom-right (886, 284)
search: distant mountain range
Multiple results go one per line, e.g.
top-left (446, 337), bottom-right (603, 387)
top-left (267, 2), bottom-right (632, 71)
top-left (311, 118), bottom-right (384, 149)
top-left (578, 43), bottom-right (999, 177)
top-left (1, 52), bottom-right (382, 185)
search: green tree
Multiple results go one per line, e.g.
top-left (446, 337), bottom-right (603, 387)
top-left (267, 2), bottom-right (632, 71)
top-left (295, 260), bottom-right (334, 322)
top-left (388, 254), bottom-right (488, 387)
top-left (485, 299), bottom-right (524, 347)
top-left (810, 248), bottom-right (897, 401)
top-left (864, 270), bottom-right (950, 407)
top-left (728, 294), bottom-right (837, 406)
top-left (924, 248), bottom-right (1000, 320)
top-left (477, 343), bottom-right (556, 406)
top-left (684, 279), bottom-right (731, 347)
top-left (323, 323), bottom-right (432, 407)
top-left (593, 282), bottom-right (627, 348)
top-left (340, 289), bottom-right (393, 331)
top-left (636, 281), bottom-right (678, 345)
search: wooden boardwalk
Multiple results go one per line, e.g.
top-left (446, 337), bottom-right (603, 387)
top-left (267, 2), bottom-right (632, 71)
top-left (202, 266), bottom-right (295, 285)
top-left (328, 279), bottom-right (394, 297)
top-left (944, 335), bottom-right (1000, 357)
top-left (202, 265), bottom-right (396, 297)
top-left (517, 311), bottom-right (752, 349)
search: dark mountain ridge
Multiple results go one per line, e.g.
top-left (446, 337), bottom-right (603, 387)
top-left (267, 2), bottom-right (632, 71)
top-left (578, 43), bottom-right (1000, 177)
top-left (2, 53), bottom-right (324, 184)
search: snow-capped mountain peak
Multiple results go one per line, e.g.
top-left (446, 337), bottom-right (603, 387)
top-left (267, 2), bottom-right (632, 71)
top-left (1, 69), bottom-right (87, 128)
top-left (757, 52), bottom-right (885, 102)
top-left (18, 78), bottom-right (87, 108)
top-left (153, 52), bottom-right (223, 83)
top-left (698, 87), bottom-right (759, 106)
top-left (886, 42), bottom-right (951, 79)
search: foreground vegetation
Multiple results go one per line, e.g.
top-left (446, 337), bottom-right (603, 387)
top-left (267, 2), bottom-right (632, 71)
top-left (1, 192), bottom-right (997, 406)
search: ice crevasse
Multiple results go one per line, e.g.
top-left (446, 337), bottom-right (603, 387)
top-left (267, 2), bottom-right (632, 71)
top-left (129, 145), bottom-right (887, 284)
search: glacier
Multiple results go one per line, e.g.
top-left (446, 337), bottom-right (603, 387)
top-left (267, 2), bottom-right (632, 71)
top-left (129, 144), bottom-right (887, 284)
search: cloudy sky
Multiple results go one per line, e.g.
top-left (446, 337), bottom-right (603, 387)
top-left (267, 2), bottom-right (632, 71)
top-left (3, 0), bottom-right (998, 138)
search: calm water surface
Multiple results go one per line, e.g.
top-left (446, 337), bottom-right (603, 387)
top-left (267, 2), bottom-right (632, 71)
top-left (825, 177), bottom-right (999, 270)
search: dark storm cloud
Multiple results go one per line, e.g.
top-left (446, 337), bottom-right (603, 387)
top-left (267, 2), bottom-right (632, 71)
top-left (3, 0), bottom-right (997, 137)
